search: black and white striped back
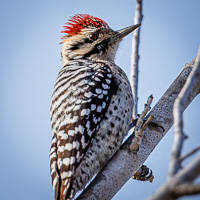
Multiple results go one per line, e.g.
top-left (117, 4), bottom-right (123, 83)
top-left (49, 59), bottom-right (114, 199)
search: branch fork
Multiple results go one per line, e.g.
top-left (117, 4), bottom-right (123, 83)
top-left (149, 46), bottom-right (200, 200)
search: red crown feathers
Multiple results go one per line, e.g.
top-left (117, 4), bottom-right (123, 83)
top-left (61, 14), bottom-right (109, 37)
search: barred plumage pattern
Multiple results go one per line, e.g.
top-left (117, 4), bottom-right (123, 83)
top-left (49, 13), bottom-right (139, 200)
top-left (50, 59), bottom-right (115, 198)
top-left (50, 59), bottom-right (134, 199)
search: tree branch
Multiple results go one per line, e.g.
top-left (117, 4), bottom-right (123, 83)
top-left (76, 53), bottom-right (200, 200)
top-left (130, 0), bottom-right (143, 118)
top-left (149, 47), bottom-right (200, 200)
top-left (173, 183), bottom-right (200, 198)
top-left (148, 154), bottom-right (200, 200)
top-left (168, 47), bottom-right (200, 178)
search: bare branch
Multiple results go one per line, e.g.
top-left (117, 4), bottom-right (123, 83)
top-left (173, 183), bottom-right (200, 198)
top-left (168, 47), bottom-right (200, 178)
top-left (148, 47), bottom-right (200, 200)
top-left (76, 55), bottom-right (200, 200)
top-left (148, 154), bottom-right (200, 200)
top-left (179, 145), bottom-right (200, 162)
top-left (130, 0), bottom-right (143, 118)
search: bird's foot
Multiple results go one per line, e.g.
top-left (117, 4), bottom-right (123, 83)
top-left (132, 165), bottom-right (154, 183)
top-left (129, 115), bottom-right (164, 153)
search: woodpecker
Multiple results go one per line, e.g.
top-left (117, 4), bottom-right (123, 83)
top-left (50, 14), bottom-right (140, 200)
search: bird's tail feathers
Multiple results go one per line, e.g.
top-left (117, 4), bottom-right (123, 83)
top-left (55, 178), bottom-right (72, 200)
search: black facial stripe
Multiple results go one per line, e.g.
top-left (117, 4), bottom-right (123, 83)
top-left (84, 38), bottom-right (94, 44)
top-left (83, 39), bottom-right (109, 58)
top-left (69, 42), bottom-right (82, 50)
top-left (69, 38), bottom-right (94, 51)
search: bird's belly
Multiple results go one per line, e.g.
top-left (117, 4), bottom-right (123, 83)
top-left (72, 74), bottom-right (134, 192)
top-left (93, 88), bottom-right (133, 166)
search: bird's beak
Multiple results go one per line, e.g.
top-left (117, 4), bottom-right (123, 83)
top-left (110, 24), bottom-right (141, 44)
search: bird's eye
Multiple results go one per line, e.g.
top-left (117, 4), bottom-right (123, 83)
top-left (89, 33), bottom-right (98, 41)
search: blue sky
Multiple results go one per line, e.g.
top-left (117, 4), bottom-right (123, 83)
top-left (1, 0), bottom-right (200, 199)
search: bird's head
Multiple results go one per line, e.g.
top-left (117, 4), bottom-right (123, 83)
top-left (61, 14), bottom-right (140, 66)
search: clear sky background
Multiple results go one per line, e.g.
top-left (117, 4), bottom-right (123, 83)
top-left (1, 0), bottom-right (200, 199)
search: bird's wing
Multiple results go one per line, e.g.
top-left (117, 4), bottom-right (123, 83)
top-left (50, 60), bottom-right (114, 199)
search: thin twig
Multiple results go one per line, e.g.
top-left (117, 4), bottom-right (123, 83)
top-left (130, 95), bottom-right (153, 152)
top-left (179, 145), bottom-right (200, 162)
top-left (130, 0), bottom-right (143, 119)
top-left (168, 46), bottom-right (200, 178)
